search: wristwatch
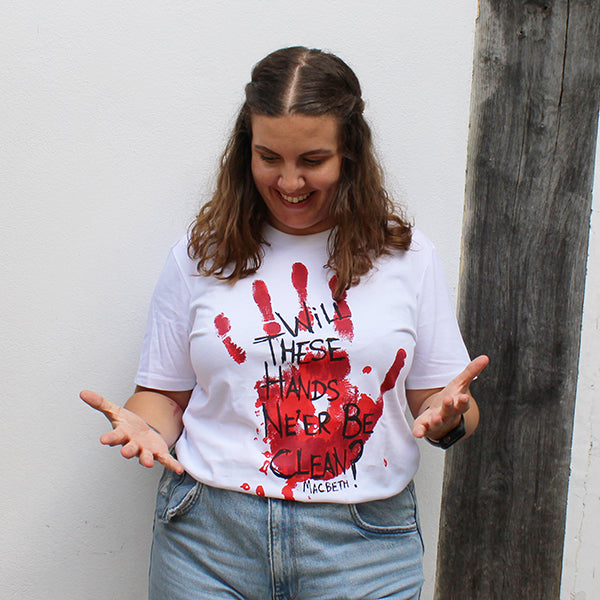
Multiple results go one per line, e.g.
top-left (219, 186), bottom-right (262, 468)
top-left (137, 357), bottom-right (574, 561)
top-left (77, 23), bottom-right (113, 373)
top-left (425, 415), bottom-right (466, 449)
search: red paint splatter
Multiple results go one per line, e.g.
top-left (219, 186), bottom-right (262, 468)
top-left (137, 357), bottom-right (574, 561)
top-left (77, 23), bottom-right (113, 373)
top-left (380, 349), bottom-right (407, 395)
top-left (240, 482), bottom-right (251, 491)
top-left (383, 458), bottom-right (388, 467)
top-left (252, 280), bottom-right (282, 336)
top-left (256, 486), bottom-right (265, 497)
top-left (328, 276), bottom-right (354, 341)
top-left (214, 313), bottom-right (246, 363)
top-left (362, 366), bottom-right (372, 374)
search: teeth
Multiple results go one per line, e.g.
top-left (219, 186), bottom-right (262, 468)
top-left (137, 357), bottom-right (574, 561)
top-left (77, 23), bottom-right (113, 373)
top-left (280, 192), bottom-right (310, 204)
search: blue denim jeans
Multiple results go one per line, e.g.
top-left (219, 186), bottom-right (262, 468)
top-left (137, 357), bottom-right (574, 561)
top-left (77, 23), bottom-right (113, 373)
top-left (149, 469), bottom-right (424, 600)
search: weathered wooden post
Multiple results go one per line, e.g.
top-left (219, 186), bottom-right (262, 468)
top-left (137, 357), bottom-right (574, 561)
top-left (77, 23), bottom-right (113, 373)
top-left (435, 2), bottom-right (600, 598)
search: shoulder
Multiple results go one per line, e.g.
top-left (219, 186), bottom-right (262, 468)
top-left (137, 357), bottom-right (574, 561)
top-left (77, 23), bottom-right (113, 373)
top-left (408, 227), bottom-right (436, 254)
top-left (371, 227), bottom-right (441, 287)
top-left (167, 233), bottom-right (197, 275)
top-left (171, 233), bottom-right (191, 256)
top-left (151, 234), bottom-right (199, 295)
top-left (384, 227), bottom-right (437, 273)
top-left (406, 228), bottom-right (441, 272)
top-left (365, 228), bottom-right (437, 285)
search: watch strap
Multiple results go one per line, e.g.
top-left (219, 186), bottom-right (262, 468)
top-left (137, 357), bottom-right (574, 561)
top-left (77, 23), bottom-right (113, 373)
top-left (425, 414), bottom-right (466, 449)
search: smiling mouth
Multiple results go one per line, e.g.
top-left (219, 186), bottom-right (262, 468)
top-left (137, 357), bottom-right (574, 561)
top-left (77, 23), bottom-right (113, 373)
top-left (279, 191), bottom-right (312, 204)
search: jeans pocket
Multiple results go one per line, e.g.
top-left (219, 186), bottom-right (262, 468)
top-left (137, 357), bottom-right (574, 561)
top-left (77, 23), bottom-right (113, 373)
top-left (155, 468), bottom-right (203, 523)
top-left (349, 481), bottom-right (419, 534)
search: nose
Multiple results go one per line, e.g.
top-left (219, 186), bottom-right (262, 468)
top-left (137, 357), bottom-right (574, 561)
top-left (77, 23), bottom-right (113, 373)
top-left (278, 165), bottom-right (305, 193)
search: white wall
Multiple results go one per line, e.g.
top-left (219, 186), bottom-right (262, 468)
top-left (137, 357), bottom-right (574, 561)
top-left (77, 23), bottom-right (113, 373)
top-left (0, 2), bottom-right (596, 599)
top-left (562, 139), bottom-right (600, 597)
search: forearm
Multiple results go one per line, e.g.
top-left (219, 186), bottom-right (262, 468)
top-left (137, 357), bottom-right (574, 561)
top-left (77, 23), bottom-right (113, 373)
top-left (124, 390), bottom-right (185, 448)
top-left (462, 395), bottom-right (480, 438)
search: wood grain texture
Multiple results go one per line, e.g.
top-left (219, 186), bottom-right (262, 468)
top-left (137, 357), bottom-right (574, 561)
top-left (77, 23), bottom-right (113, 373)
top-left (434, 1), bottom-right (600, 598)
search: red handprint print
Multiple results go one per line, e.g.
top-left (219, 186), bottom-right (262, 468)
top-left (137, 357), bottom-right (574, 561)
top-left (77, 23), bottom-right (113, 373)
top-left (214, 263), bottom-right (405, 500)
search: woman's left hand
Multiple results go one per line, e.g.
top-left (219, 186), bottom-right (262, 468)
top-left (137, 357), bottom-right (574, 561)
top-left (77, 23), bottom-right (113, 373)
top-left (411, 355), bottom-right (489, 442)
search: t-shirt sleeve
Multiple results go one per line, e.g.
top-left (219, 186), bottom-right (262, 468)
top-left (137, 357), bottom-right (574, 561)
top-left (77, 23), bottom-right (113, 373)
top-left (135, 243), bottom-right (197, 391)
top-left (405, 244), bottom-right (470, 390)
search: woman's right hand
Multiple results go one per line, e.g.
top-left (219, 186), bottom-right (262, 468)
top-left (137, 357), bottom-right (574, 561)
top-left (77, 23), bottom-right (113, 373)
top-left (80, 390), bottom-right (184, 474)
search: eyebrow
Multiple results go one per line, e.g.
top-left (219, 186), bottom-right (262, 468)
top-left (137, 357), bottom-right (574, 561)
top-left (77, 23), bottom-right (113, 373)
top-left (253, 144), bottom-right (335, 156)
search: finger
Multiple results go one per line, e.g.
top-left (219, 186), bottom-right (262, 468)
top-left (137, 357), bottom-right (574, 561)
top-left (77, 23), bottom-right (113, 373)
top-left (121, 440), bottom-right (140, 459)
top-left (156, 452), bottom-right (185, 475)
top-left (413, 394), bottom-right (466, 438)
top-left (413, 422), bottom-right (434, 438)
top-left (139, 449), bottom-right (155, 469)
top-left (441, 394), bottom-right (454, 411)
top-left (99, 428), bottom-right (130, 446)
top-left (80, 390), bottom-right (121, 421)
top-left (439, 393), bottom-right (470, 419)
top-left (412, 420), bottom-right (426, 438)
top-left (412, 411), bottom-right (437, 438)
top-left (447, 355), bottom-right (489, 392)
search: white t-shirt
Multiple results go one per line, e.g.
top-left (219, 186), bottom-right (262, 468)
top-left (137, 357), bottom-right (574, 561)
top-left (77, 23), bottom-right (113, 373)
top-left (135, 225), bottom-right (469, 503)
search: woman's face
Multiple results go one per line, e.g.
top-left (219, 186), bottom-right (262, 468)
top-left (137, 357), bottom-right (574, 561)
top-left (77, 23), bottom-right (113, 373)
top-left (251, 113), bottom-right (342, 235)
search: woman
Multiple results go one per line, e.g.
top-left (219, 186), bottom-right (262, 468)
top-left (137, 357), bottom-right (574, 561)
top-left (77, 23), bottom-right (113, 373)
top-left (82, 46), bottom-right (488, 600)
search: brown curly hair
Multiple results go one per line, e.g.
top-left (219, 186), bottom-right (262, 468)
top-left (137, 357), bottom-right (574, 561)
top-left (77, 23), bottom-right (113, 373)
top-left (188, 46), bottom-right (411, 300)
